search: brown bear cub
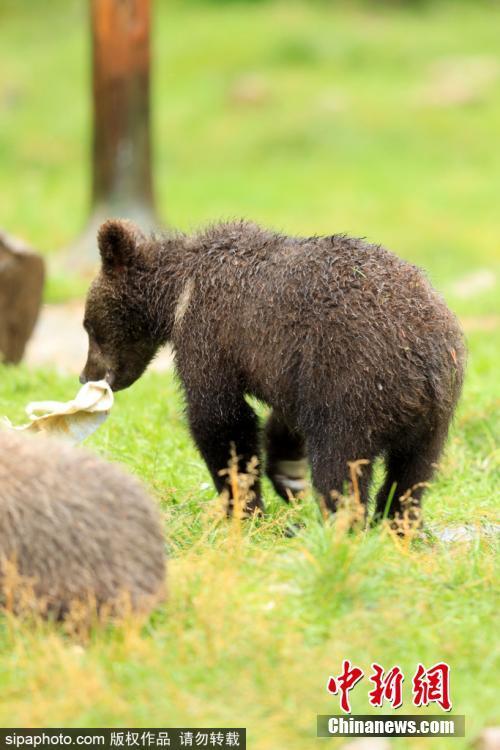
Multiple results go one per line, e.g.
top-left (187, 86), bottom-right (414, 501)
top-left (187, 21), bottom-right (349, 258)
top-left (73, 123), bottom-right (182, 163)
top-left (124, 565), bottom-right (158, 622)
top-left (0, 431), bottom-right (166, 618)
top-left (81, 219), bottom-right (465, 522)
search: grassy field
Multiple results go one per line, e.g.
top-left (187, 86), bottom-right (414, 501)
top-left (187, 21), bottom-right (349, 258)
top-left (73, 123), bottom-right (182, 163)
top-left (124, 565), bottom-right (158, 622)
top-left (0, 0), bottom-right (499, 747)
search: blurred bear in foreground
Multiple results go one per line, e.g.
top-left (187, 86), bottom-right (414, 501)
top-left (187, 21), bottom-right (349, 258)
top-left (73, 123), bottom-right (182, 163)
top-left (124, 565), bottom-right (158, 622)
top-left (81, 219), bottom-right (465, 523)
top-left (0, 431), bottom-right (166, 619)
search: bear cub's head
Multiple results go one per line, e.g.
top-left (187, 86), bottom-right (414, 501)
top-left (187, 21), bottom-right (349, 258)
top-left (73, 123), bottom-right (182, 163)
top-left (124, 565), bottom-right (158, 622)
top-left (80, 219), bottom-right (160, 392)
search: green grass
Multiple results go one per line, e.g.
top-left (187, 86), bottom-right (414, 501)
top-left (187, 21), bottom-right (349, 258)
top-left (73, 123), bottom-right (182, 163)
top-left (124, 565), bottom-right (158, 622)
top-left (0, 0), bottom-right (499, 746)
top-left (0, 349), bottom-right (497, 746)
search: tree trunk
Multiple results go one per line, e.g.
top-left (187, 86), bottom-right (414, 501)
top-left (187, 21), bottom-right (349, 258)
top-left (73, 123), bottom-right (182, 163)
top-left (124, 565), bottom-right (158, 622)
top-left (66, 0), bottom-right (159, 272)
top-left (91, 0), bottom-right (154, 211)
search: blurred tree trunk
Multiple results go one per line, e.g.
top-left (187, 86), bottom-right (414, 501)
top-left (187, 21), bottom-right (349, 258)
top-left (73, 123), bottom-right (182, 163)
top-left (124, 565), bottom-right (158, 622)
top-left (67, 0), bottom-right (159, 272)
top-left (91, 0), bottom-right (154, 211)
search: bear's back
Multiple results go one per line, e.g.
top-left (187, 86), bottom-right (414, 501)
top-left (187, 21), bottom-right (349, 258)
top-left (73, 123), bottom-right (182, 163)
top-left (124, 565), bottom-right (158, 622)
top-left (175, 222), bottom-right (464, 418)
top-left (188, 221), bottom-right (436, 338)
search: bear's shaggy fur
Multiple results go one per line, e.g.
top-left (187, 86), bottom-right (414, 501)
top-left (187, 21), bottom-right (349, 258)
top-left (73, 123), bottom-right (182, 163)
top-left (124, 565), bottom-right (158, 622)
top-left (0, 431), bottom-right (166, 617)
top-left (81, 219), bottom-right (465, 520)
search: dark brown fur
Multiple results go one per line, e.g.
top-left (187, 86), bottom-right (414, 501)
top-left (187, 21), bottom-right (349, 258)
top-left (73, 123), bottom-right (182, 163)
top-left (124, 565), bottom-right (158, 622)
top-left (0, 431), bottom-right (166, 617)
top-left (81, 219), bottom-right (466, 520)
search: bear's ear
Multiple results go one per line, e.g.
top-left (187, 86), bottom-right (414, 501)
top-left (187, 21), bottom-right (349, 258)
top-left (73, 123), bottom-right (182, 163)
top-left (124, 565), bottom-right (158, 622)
top-left (97, 219), bottom-right (141, 273)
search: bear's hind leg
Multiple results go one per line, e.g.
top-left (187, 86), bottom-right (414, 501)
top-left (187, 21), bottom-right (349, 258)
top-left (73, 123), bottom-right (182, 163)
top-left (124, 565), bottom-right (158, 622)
top-left (374, 426), bottom-right (447, 524)
top-left (306, 430), bottom-right (373, 518)
top-left (265, 412), bottom-right (307, 502)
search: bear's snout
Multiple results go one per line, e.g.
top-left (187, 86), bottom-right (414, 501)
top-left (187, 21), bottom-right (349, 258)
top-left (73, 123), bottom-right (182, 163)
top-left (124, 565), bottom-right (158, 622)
top-left (80, 342), bottom-right (110, 385)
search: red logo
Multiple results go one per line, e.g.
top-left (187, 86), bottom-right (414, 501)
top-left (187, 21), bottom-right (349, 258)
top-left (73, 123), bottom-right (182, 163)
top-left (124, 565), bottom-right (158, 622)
top-left (368, 663), bottom-right (404, 709)
top-left (327, 660), bottom-right (364, 714)
top-left (326, 661), bottom-right (452, 713)
top-left (412, 662), bottom-right (452, 711)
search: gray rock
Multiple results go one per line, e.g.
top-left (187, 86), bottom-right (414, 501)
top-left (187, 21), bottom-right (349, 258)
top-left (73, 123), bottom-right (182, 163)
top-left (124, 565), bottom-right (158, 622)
top-left (0, 230), bottom-right (44, 364)
top-left (433, 523), bottom-right (500, 543)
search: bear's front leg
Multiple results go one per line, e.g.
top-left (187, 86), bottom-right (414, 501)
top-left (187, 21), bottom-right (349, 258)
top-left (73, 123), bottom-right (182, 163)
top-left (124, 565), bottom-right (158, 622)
top-left (186, 390), bottom-right (264, 516)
